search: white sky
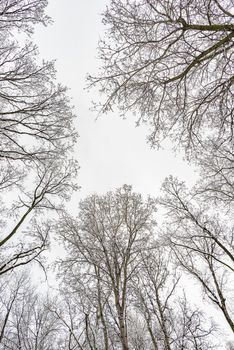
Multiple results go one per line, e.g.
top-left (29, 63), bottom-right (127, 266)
top-left (33, 0), bottom-right (196, 209)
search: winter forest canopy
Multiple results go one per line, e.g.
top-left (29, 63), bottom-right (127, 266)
top-left (0, 0), bottom-right (234, 349)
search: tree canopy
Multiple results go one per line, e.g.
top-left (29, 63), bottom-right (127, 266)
top-left (89, 0), bottom-right (234, 154)
top-left (0, 1), bottom-right (233, 349)
top-left (0, 0), bottom-right (78, 275)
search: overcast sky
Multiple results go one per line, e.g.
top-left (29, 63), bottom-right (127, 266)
top-left (33, 0), bottom-right (197, 208)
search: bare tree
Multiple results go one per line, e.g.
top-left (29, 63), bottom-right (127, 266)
top-left (58, 185), bottom-right (157, 350)
top-left (48, 291), bottom-right (100, 350)
top-left (0, 272), bottom-right (27, 346)
top-left (0, 272), bottom-right (63, 350)
top-left (0, 1), bottom-right (49, 33)
top-left (0, 0), bottom-right (77, 163)
top-left (0, 4), bottom-right (79, 348)
top-left (195, 143), bottom-right (234, 210)
top-left (131, 248), bottom-right (216, 350)
top-left (89, 0), bottom-right (234, 153)
top-left (0, 159), bottom-right (78, 278)
top-left (0, 221), bottom-right (49, 277)
top-left (58, 185), bottom-right (216, 349)
top-left (0, 0), bottom-right (78, 275)
top-left (160, 176), bottom-right (234, 333)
